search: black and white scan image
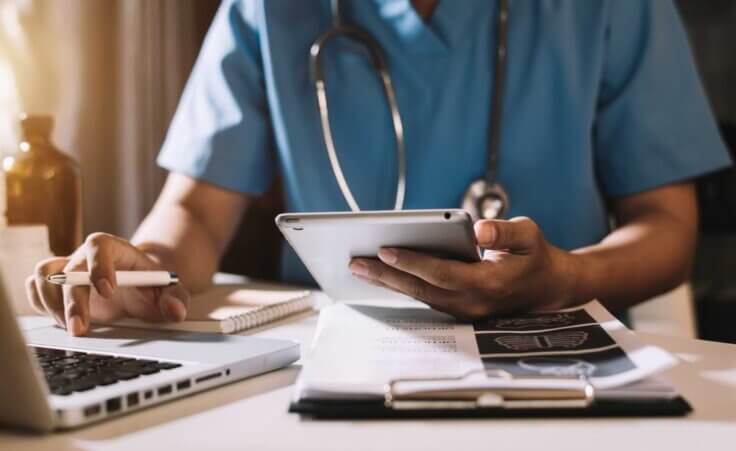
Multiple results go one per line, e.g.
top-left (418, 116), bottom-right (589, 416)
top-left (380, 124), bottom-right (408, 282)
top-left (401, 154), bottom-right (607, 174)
top-left (481, 346), bottom-right (636, 378)
top-left (474, 325), bottom-right (616, 355)
top-left (473, 308), bottom-right (596, 332)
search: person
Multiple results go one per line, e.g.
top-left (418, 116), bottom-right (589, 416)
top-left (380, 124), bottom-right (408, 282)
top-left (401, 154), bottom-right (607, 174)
top-left (26, 0), bottom-right (731, 336)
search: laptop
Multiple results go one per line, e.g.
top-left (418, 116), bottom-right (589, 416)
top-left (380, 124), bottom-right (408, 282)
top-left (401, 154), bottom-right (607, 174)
top-left (0, 274), bottom-right (300, 432)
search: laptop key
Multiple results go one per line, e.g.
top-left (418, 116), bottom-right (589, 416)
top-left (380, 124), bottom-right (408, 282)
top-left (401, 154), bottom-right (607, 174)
top-left (35, 348), bottom-right (66, 357)
top-left (139, 366), bottom-right (160, 375)
top-left (136, 359), bottom-right (157, 365)
top-left (112, 371), bottom-right (140, 381)
top-left (99, 375), bottom-right (120, 386)
top-left (43, 367), bottom-right (63, 376)
top-left (47, 376), bottom-right (72, 387)
top-left (86, 354), bottom-right (114, 361)
top-left (80, 373), bottom-right (118, 386)
top-left (69, 379), bottom-right (97, 392)
top-left (55, 357), bottom-right (83, 366)
top-left (112, 358), bottom-right (136, 364)
top-left (62, 370), bottom-right (88, 380)
top-left (106, 362), bottom-right (158, 377)
top-left (37, 354), bottom-right (67, 363)
top-left (50, 387), bottom-right (73, 396)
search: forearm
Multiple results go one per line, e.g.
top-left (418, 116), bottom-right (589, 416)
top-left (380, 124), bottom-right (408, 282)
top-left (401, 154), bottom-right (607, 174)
top-left (567, 184), bottom-right (698, 312)
top-left (128, 173), bottom-right (250, 295)
top-left (131, 204), bottom-right (222, 294)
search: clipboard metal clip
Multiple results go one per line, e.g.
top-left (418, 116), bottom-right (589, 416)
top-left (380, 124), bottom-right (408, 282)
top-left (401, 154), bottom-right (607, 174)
top-left (384, 369), bottom-right (595, 411)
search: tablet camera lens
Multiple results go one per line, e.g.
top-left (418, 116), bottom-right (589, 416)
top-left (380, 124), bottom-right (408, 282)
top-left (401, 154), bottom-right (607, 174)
top-left (444, 212), bottom-right (451, 220)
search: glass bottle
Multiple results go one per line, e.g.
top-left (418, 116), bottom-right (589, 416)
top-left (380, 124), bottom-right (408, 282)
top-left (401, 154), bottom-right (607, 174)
top-left (4, 114), bottom-right (82, 256)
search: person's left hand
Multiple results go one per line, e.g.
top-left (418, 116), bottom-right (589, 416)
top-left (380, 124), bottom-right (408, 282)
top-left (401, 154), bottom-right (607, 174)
top-left (348, 217), bottom-right (580, 321)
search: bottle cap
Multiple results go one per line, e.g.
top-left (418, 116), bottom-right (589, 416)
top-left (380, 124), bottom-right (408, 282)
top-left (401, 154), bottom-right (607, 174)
top-left (19, 113), bottom-right (54, 140)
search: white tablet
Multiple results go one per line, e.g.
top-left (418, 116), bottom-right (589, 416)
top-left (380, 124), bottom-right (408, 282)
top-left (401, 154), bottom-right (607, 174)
top-left (275, 209), bottom-right (480, 301)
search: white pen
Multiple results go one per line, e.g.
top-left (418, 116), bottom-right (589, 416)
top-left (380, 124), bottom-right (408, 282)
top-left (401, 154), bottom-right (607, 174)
top-left (47, 271), bottom-right (179, 287)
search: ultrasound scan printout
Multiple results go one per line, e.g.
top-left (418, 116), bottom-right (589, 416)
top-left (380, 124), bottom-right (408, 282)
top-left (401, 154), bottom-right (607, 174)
top-left (473, 305), bottom-right (642, 382)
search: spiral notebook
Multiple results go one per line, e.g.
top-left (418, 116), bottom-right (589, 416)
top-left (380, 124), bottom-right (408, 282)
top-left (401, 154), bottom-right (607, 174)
top-left (108, 282), bottom-right (315, 334)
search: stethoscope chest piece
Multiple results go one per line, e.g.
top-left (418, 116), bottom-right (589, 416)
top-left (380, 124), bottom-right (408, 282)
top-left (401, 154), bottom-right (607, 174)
top-left (462, 179), bottom-right (510, 221)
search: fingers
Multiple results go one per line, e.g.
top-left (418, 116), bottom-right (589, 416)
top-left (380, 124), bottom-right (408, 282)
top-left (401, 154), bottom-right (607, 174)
top-left (474, 217), bottom-right (541, 252)
top-left (158, 284), bottom-right (190, 322)
top-left (84, 233), bottom-right (116, 298)
top-left (354, 274), bottom-right (390, 290)
top-left (114, 287), bottom-right (163, 323)
top-left (375, 248), bottom-right (477, 291)
top-left (62, 257), bottom-right (92, 336)
top-left (34, 255), bottom-right (92, 336)
top-left (62, 285), bottom-right (90, 335)
top-left (349, 257), bottom-right (519, 321)
top-left (112, 283), bottom-right (190, 324)
top-left (349, 258), bottom-right (457, 308)
top-left (349, 259), bottom-right (474, 319)
top-left (25, 276), bottom-right (46, 315)
top-left (33, 257), bottom-right (70, 327)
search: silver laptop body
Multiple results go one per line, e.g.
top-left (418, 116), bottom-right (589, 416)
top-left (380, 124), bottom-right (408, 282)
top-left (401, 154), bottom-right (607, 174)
top-left (0, 275), bottom-right (299, 432)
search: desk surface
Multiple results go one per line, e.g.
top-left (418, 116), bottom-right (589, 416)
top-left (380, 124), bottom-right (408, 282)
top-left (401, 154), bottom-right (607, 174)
top-left (2, 306), bottom-right (736, 451)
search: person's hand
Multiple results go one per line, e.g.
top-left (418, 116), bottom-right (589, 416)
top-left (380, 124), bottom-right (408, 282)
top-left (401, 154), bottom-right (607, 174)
top-left (25, 233), bottom-right (190, 336)
top-left (348, 217), bottom-right (579, 321)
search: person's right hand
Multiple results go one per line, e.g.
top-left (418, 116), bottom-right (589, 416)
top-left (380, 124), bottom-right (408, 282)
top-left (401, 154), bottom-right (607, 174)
top-left (25, 233), bottom-right (190, 336)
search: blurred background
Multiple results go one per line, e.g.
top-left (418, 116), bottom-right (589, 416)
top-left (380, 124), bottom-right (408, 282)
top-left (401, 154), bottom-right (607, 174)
top-left (0, 0), bottom-right (219, 236)
top-left (0, 0), bottom-right (734, 340)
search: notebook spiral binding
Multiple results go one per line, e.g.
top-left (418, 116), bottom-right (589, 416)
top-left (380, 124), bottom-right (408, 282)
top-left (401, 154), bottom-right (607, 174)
top-left (227, 295), bottom-right (314, 332)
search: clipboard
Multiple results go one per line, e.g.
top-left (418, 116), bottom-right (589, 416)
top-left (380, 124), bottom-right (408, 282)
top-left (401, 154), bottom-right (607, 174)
top-left (290, 369), bottom-right (692, 419)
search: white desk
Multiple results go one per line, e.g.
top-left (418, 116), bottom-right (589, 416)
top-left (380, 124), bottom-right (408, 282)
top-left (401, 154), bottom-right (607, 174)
top-left (2, 308), bottom-right (736, 451)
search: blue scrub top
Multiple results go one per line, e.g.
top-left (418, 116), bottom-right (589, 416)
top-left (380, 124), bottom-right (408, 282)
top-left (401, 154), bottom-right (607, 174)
top-left (158, 0), bottom-right (732, 287)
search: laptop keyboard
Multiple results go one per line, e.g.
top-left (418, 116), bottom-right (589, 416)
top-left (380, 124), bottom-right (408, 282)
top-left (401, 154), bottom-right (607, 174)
top-left (31, 346), bottom-right (182, 396)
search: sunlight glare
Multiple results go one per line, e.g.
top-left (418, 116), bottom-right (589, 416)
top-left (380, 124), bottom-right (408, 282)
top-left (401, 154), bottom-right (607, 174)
top-left (0, 0), bottom-right (23, 153)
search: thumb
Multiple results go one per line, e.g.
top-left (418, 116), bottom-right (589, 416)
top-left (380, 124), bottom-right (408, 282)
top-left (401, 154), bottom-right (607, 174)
top-left (474, 217), bottom-right (540, 252)
top-left (157, 283), bottom-right (190, 322)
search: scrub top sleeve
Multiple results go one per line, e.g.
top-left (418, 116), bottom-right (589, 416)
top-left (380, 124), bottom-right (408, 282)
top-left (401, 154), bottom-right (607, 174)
top-left (157, 0), bottom-right (276, 195)
top-left (594, 0), bottom-right (732, 198)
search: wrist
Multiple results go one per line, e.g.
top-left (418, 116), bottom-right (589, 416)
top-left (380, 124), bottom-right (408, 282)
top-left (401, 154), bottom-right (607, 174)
top-left (561, 250), bottom-right (600, 307)
top-left (548, 247), bottom-right (588, 309)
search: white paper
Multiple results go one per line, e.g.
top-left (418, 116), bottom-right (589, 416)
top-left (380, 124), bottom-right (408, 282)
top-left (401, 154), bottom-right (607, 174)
top-left (297, 303), bottom-right (483, 399)
top-left (295, 301), bottom-right (678, 401)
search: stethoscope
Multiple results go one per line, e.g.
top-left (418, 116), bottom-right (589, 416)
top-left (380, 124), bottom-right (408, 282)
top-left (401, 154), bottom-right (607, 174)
top-left (310, 0), bottom-right (510, 221)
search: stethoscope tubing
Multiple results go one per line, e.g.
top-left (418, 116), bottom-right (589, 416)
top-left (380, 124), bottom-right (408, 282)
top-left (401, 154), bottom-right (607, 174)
top-left (310, 0), bottom-right (509, 218)
top-left (310, 26), bottom-right (406, 211)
